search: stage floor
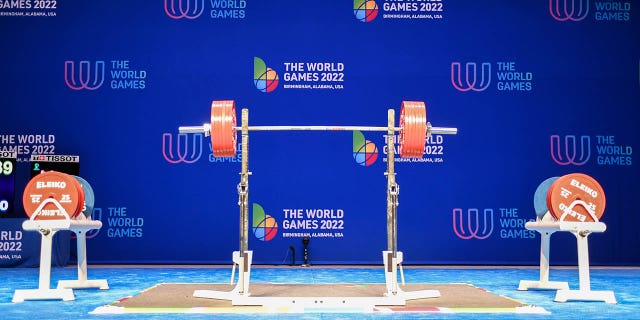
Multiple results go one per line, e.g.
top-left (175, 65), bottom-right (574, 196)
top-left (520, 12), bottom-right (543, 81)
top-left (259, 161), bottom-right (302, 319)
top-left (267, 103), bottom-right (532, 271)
top-left (1, 265), bottom-right (639, 319)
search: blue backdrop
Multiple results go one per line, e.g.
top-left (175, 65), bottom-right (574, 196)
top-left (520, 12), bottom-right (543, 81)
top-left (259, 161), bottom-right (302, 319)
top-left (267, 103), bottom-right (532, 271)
top-left (0, 0), bottom-right (638, 266)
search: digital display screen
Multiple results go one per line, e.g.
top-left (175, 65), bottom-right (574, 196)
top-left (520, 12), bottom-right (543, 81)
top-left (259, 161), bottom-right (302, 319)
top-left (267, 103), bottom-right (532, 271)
top-left (0, 151), bottom-right (17, 216)
top-left (29, 154), bottom-right (80, 178)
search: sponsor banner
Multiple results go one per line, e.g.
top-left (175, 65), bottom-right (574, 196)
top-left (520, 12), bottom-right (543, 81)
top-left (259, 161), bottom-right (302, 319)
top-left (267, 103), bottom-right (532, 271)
top-left (164, 0), bottom-right (246, 20)
top-left (0, 134), bottom-right (56, 163)
top-left (0, 229), bottom-right (22, 261)
top-left (550, 134), bottom-right (633, 166)
top-left (0, 218), bottom-right (69, 267)
top-left (352, 131), bottom-right (451, 166)
top-left (105, 207), bottom-right (144, 239)
top-left (354, 0), bottom-right (445, 22)
top-left (0, 0), bottom-right (57, 17)
top-left (256, 203), bottom-right (346, 240)
top-left (382, 134), bottom-right (449, 164)
top-left (549, 0), bottom-right (632, 22)
top-left (255, 57), bottom-right (345, 92)
top-left (451, 61), bottom-right (534, 93)
top-left (452, 208), bottom-right (535, 240)
top-left (64, 60), bottom-right (147, 91)
top-left (0, 1), bottom-right (638, 265)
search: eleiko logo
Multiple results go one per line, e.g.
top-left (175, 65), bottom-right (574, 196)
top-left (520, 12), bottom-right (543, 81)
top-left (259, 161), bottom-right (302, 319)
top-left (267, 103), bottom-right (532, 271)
top-left (254, 57), bottom-right (279, 93)
top-left (64, 60), bottom-right (105, 90)
top-left (354, 0), bottom-right (378, 22)
top-left (253, 203), bottom-right (278, 241)
top-left (550, 134), bottom-right (591, 165)
top-left (162, 133), bottom-right (203, 164)
top-left (549, 0), bottom-right (589, 21)
top-left (164, 0), bottom-right (204, 19)
top-left (452, 208), bottom-right (494, 240)
top-left (451, 62), bottom-right (491, 92)
top-left (353, 131), bottom-right (378, 166)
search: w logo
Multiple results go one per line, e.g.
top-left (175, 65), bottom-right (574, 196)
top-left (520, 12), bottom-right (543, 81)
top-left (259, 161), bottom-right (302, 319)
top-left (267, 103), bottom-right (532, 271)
top-left (164, 0), bottom-right (204, 19)
top-left (549, 0), bottom-right (589, 21)
top-left (451, 62), bottom-right (491, 92)
top-left (452, 208), bottom-right (494, 240)
top-left (70, 208), bottom-right (103, 239)
top-left (162, 133), bottom-right (203, 164)
top-left (64, 61), bottom-right (105, 90)
top-left (550, 134), bottom-right (591, 166)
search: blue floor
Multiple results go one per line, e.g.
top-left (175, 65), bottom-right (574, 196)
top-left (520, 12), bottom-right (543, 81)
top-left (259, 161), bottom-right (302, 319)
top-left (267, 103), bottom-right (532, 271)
top-left (1, 266), bottom-right (639, 319)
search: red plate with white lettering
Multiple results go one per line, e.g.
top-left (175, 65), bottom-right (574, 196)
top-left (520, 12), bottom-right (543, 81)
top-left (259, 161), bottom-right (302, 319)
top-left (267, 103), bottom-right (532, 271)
top-left (22, 171), bottom-right (84, 220)
top-left (210, 100), bottom-right (237, 157)
top-left (399, 101), bottom-right (427, 158)
top-left (70, 173), bottom-right (86, 219)
top-left (547, 173), bottom-right (606, 222)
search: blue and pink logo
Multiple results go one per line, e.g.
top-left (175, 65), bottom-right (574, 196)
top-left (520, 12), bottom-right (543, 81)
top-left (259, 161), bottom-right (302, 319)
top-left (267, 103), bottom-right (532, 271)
top-left (164, 0), bottom-right (204, 19)
top-left (253, 203), bottom-right (278, 241)
top-left (354, 0), bottom-right (378, 22)
top-left (353, 131), bottom-right (378, 166)
top-left (451, 62), bottom-right (491, 92)
top-left (452, 208), bottom-right (494, 240)
top-left (549, 0), bottom-right (589, 21)
top-left (254, 57), bottom-right (279, 93)
top-left (64, 60), bottom-right (105, 90)
top-left (162, 133), bottom-right (203, 164)
top-left (550, 134), bottom-right (591, 165)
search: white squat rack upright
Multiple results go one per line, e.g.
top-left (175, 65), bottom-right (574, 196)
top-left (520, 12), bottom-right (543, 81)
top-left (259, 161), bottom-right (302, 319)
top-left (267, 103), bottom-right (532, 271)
top-left (12, 198), bottom-right (107, 303)
top-left (518, 203), bottom-right (616, 304)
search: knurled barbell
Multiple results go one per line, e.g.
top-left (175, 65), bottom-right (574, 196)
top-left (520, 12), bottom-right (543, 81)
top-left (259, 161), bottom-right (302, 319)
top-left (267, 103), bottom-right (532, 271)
top-left (179, 100), bottom-right (458, 158)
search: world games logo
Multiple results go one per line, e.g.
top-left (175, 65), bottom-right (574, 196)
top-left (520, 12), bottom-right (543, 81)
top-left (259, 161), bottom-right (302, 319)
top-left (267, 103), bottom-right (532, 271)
top-left (354, 0), bottom-right (379, 22)
top-left (71, 208), bottom-right (103, 239)
top-left (253, 203), bottom-right (278, 241)
top-left (164, 0), bottom-right (205, 19)
top-left (254, 57), bottom-right (279, 93)
top-left (64, 60), bottom-right (105, 90)
top-left (352, 131), bottom-right (378, 166)
top-left (549, 0), bottom-right (589, 21)
top-left (162, 133), bottom-right (203, 164)
top-left (452, 208), bottom-right (494, 240)
top-left (451, 62), bottom-right (491, 92)
top-left (550, 134), bottom-right (591, 166)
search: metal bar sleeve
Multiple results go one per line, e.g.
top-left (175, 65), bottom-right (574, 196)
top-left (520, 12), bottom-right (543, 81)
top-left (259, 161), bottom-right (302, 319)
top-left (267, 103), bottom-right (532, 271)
top-left (386, 109), bottom-right (396, 254)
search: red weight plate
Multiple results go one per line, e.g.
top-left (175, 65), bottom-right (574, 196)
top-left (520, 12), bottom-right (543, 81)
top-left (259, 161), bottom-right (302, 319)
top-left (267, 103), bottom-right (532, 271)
top-left (22, 171), bottom-right (82, 220)
top-left (547, 173), bottom-right (606, 222)
top-left (400, 103), bottom-right (415, 157)
top-left (399, 104), bottom-right (408, 157)
top-left (399, 101), bottom-right (427, 158)
top-left (224, 100), bottom-right (237, 156)
top-left (210, 100), bottom-right (237, 157)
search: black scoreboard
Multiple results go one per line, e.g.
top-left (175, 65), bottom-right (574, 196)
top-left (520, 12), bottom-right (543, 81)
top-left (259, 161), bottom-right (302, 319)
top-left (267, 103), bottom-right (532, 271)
top-left (29, 154), bottom-right (80, 178)
top-left (0, 151), bottom-right (16, 216)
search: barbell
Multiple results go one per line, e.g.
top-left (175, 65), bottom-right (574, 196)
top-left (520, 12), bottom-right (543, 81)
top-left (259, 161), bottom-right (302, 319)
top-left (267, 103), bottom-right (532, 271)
top-left (179, 100), bottom-right (458, 158)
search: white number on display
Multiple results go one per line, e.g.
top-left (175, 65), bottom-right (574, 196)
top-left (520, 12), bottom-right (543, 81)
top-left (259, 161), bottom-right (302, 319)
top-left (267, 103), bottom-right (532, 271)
top-left (0, 200), bottom-right (8, 212)
top-left (1, 161), bottom-right (12, 175)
